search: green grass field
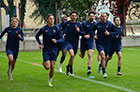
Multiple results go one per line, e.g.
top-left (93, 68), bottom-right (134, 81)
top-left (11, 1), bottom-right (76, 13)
top-left (0, 47), bottom-right (140, 92)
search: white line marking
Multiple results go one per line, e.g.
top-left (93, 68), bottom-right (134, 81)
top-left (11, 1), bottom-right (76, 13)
top-left (123, 48), bottom-right (140, 51)
top-left (0, 55), bottom-right (137, 92)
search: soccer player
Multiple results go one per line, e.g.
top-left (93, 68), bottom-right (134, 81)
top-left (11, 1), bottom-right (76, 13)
top-left (57, 16), bottom-right (67, 73)
top-left (106, 16), bottom-right (123, 75)
top-left (94, 12), bottom-right (116, 78)
top-left (63, 11), bottom-right (84, 76)
top-left (97, 13), bottom-right (110, 74)
top-left (0, 17), bottom-right (24, 81)
top-left (35, 14), bottom-right (64, 87)
top-left (79, 12), bottom-right (96, 76)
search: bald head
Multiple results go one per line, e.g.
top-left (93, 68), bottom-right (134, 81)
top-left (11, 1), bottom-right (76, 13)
top-left (100, 13), bottom-right (108, 23)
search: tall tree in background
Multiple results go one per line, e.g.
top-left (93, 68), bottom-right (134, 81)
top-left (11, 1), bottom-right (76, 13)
top-left (30, 0), bottom-right (99, 24)
top-left (20, 0), bottom-right (26, 28)
top-left (30, 0), bottom-right (59, 24)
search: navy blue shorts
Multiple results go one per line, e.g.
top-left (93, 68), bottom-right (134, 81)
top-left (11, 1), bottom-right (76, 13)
top-left (109, 45), bottom-right (122, 57)
top-left (80, 42), bottom-right (94, 53)
top-left (57, 43), bottom-right (65, 51)
top-left (96, 43), bottom-right (110, 56)
top-left (43, 50), bottom-right (57, 62)
top-left (6, 49), bottom-right (19, 60)
top-left (63, 42), bottom-right (78, 55)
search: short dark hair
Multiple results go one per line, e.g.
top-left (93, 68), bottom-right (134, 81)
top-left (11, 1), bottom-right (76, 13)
top-left (46, 14), bottom-right (54, 20)
top-left (105, 12), bottom-right (109, 16)
top-left (88, 11), bottom-right (96, 16)
top-left (113, 16), bottom-right (120, 22)
top-left (70, 11), bottom-right (78, 15)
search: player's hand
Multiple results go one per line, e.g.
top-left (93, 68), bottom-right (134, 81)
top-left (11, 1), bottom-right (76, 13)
top-left (75, 25), bottom-right (80, 32)
top-left (52, 39), bottom-right (57, 43)
top-left (63, 34), bottom-right (66, 39)
top-left (84, 34), bottom-right (90, 39)
top-left (18, 34), bottom-right (21, 39)
top-left (94, 35), bottom-right (98, 39)
top-left (39, 45), bottom-right (44, 49)
top-left (116, 35), bottom-right (119, 38)
top-left (104, 29), bottom-right (110, 35)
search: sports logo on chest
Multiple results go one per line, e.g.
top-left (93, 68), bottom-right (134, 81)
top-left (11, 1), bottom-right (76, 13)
top-left (45, 30), bottom-right (49, 32)
top-left (53, 30), bottom-right (56, 33)
top-left (67, 24), bottom-right (70, 26)
top-left (16, 30), bottom-right (19, 34)
top-left (86, 25), bottom-right (90, 27)
top-left (106, 25), bottom-right (109, 28)
top-left (8, 30), bottom-right (12, 33)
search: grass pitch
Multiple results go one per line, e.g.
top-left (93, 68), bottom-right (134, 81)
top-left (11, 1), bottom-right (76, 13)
top-left (0, 47), bottom-right (140, 92)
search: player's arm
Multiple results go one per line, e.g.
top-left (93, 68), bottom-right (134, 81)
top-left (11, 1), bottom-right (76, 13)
top-left (79, 22), bottom-right (86, 36)
top-left (18, 28), bottom-right (24, 41)
top-left (35, 28), bottom-right (44, 49)
top-left (93, 23), bottom-right (98, 39)
top-left (0, 28), bottom-right (8, 39)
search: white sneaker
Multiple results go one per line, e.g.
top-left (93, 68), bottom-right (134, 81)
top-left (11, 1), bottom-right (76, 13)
top-left (103, 73), bottom-right (108, 78)
top-left (58, 64), bottom-right (62, 72)
top-left (70, 73), bottom-right (74, 77)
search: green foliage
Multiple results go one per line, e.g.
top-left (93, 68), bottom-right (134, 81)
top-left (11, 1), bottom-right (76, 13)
top-left (20, 0), bottom-right (26, 28)
top-left (30, 0), bottom-right (99, 24)
top-left (30, 0), bottom-right (57, 24)
top-left (60, 0), bottom-right (98, 22)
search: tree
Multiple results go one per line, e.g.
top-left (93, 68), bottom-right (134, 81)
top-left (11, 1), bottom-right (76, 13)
top-left (30, 0), bottom-right (99, 24)
top-left (20, 0), bottom-right (26, 28)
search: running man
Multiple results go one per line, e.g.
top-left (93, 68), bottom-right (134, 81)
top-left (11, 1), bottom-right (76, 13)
top-left (0, 17), bottom-right (24, 81)
top-left (106, 16), bottom-right (123, 75)
top-left (35, 14), bottom-right (64, 87)
top-left (63, 11), bottom-right (84, 76)
top-left (57, 16), bottom-right (67, 73)
top-left (79, 12), bottom-right (96, 76)
top-left (94, 12), bottom-right (116, 78)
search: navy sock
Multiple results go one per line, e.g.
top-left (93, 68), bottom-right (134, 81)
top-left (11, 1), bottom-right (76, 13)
top-left (118, 66), bottom-right (121, 72)
top-left (88, 66), bottom-right (91, 70)
top-left (102, 68), bottom-right (106, 74)
top-left (99, 64), bottom-right (101, 67)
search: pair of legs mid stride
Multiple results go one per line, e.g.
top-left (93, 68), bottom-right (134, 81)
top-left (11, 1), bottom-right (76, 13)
top-left (7, 54), bottom-right (16, 81)
top-left (57, 49), bottom-right (67, 73)
top-left (106, 50), bottom-right (122, 75)
top-left (79, 49), bottom-right (94, 76)
top-left (66, 49), bottom-right (75, 76)
top-left (43, 60), bottom-right (55, 87)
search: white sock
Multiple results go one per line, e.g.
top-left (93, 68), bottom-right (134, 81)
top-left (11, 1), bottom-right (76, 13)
top-left (48, 77), bottom-right (52, 83)
top-left (98, 61), bottom-right (101, 65)
top-left (59, 64), bottom-right (61, 67)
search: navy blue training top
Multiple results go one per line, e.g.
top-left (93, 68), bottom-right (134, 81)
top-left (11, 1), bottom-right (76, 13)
top-left (80, 20), bottom-right (96, 43)
top-left (35, 25), bottom-right (64, 51)
top-left (64, 21), bottom-right (84, 46)
top-left (0, 26), bottom-right (24, 50)
top-left (111, 25), bottom-right (123, 47)
top-left (94, 21), bottom-right (116, 45)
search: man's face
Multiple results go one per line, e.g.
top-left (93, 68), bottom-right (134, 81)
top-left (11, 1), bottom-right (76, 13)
top-left (11, 18), bottom-right (18, 28)
top-left (100, 13), bottom-right (108, 23)
top-left (70, 13), bottom-right (77, 21)
top-left (47, 15), bottom-right (54, 25)
top-left (88, 13), bottom-right (95, 22)
top-left (61, 17), bottom-right (67, 23)
top-left (114, 17), bottom-right (121, 26)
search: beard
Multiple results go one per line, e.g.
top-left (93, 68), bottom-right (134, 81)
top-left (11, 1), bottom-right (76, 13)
top-left (89, 18), bottom-right (93, 22)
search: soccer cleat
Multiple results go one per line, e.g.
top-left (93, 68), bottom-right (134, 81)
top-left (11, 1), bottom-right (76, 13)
top-left (70, 67), bottom-right (74, 76)
top-left (8, 74), bottom-right (13, 81)
top-left (48, 82), bottom-right (53, 87)
top-left (103, 73), bottom-right (108, 78)
top-left (58, 64), bottom-right (62, 73)
top-left (87, 70), bottom-right (91, 76)
top-left (117, 72), bottom-right (122, 75)
top-left (70, 73), bottom-right (74, 77)
top-left (98, 67), bottom-right (102, 74)
top-left (66, 65), bottom-right (70, 75)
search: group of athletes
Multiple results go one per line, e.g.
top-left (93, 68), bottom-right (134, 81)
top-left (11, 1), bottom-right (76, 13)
top-left (0, 11), bottom-right (123, 87)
